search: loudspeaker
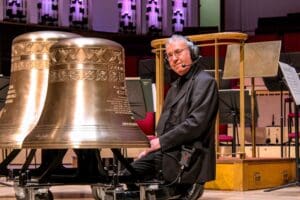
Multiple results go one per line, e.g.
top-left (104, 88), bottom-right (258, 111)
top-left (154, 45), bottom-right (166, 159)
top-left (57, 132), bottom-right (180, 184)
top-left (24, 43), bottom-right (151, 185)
top-left (265, 126), bottom-right (288, 144)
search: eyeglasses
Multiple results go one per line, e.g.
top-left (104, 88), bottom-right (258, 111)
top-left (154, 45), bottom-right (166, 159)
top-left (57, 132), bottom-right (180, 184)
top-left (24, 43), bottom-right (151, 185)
top-left (165, 48), bottom-right (188, 61)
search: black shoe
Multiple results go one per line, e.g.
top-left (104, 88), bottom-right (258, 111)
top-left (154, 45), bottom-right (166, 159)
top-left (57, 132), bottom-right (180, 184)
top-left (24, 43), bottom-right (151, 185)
top-left (169, 183), bottom-right (204, 200)
top-left (183, 183), bottom-right (205, 200)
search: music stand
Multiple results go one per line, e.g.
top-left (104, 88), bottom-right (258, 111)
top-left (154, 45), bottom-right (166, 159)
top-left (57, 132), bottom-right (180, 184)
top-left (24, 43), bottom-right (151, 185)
top-left (219, 89), bottom-right (258, 156)
top-left (265, 62), bottom-right (300, 191)
top-left (223, 40), bottom-right (281, 157)
top-left (138, 58), bottom-right (172, 84)
top-left (125, 77), bottom-right (154, 120)
top-left (263, 64), bottom-right (289, 157)
top-left (280, 52), bottom-right (300, 73)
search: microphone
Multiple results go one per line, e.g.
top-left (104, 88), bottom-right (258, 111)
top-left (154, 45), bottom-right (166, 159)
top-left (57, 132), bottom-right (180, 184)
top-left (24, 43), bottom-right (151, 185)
top-left (181, 56), bottom-right (201, 68)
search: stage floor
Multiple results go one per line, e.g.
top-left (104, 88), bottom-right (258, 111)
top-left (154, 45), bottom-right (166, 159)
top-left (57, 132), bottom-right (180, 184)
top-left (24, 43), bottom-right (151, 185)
top-left (0, 183), bottom-right (298, 200)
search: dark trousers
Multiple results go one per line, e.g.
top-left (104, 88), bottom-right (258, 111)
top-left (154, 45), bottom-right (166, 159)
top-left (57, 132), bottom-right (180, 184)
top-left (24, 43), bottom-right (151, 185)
top-left (126, 150), bottom-right (195, 197)
top-left (129, 150), bottom-right (163, 181)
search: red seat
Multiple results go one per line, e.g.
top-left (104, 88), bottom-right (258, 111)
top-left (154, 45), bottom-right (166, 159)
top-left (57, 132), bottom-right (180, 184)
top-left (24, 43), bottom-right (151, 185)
top-left (218, 124), bottom-right (235, 157)
top-left (287, 113), bottom-right (300, 118)
top-left (219, 134), bottom-right (233, 142)
top-left (288, 132), bottom-right (299, 139)
top-left (218, 124), bottom-right (233, 143)
top-left (285, 97), bottom-right (300, 157)
top-left (135, 112), bottom-right (155, 136)
top-left (288, 132), bottom-right (300, 157)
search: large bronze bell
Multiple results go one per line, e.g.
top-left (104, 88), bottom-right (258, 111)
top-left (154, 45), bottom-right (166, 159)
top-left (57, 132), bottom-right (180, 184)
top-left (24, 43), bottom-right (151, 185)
top-left (23, 37), bottom-right (150, 149)
top-left (0, 31), bottom-right (80, 148)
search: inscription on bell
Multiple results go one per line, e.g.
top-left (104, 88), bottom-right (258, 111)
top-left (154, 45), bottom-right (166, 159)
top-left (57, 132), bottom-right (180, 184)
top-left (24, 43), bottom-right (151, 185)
top-left (106, 96), bottom-right (131, 115)
top-left (105, 85), bottom-right (131, 115)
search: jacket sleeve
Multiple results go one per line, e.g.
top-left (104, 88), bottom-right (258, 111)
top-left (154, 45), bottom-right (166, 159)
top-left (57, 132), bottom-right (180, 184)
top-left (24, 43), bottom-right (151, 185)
top-left (159, 74), bottom-right (218, 152)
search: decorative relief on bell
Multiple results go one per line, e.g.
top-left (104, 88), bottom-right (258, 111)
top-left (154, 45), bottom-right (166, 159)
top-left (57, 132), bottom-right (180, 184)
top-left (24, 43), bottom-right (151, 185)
top-left (49, 69), bottom-right (110, 82)
top-left (50, 47), bottom-right (122, 65)
top-left (12, 60), bottom-right (49, 71)
top-left (49, 46), bottom-right (125, 83)
top-left (12, 40), bottom-right (64, 57)
top-left (11, 41), bottom-right (57, 72)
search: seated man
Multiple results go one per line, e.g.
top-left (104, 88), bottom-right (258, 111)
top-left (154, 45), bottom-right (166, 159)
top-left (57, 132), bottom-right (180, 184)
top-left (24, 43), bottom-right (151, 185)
top-left (126, 34), bottom-right (219, 200)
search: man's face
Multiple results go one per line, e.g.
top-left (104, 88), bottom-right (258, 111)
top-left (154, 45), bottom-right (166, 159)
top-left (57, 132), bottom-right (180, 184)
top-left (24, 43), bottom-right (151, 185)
top-left (165, 40), bottom-right (193, 76)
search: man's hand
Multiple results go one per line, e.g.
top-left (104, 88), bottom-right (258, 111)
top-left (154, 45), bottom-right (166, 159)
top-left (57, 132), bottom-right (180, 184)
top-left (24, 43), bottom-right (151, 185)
top-left (150, 137), bottom-right (161, 151)
top-left (137, 137), bottom-right (161, 159)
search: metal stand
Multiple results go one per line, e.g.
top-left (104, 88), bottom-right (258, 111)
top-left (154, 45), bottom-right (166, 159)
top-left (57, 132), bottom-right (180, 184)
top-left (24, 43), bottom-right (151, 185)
top-left (280, 81), bottom-right (285, 158)
top-left (219, 89), bottom-right (255, 157)
top-left (11, 148), bottom-right (163, 200)
top-left (265, 103), bottom-right (300, 191)
top-left (231, 110), bottom-right (238, 156)
top-left (263, 75), bottom-right (288, 157)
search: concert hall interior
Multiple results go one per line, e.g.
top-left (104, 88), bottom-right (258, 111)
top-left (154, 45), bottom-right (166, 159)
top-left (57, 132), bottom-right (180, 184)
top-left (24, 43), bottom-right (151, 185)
top-left (0, 0), bottom-right (300, 199)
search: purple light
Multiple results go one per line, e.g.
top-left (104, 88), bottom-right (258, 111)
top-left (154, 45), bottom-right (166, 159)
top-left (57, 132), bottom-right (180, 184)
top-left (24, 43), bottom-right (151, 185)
top-left (118, 0), bottom-right (136, 28)
top-left (146, 0), bottom-right (162, 30)
top-left (38, 0), bottom-right (58, 25)
top-left (7, 0), bottom-right (22, 15)
top-left (40, 0), bottom-right (55, 16)
top-left (70, 0), bottom-right (88, 22)
top-left (172, 0), bottom-right (187, 32)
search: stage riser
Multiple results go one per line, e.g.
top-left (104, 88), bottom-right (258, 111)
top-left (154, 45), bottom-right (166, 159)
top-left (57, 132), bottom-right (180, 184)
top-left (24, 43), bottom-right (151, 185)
top-left (219, 146), bottom-right (296, 158)
top-left (205, 158), bottom-right (296, 191)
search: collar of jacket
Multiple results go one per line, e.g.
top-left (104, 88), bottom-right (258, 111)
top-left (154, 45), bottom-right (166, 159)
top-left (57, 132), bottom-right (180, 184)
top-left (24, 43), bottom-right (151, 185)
top-left (176, 60), bottom-right (202, 88)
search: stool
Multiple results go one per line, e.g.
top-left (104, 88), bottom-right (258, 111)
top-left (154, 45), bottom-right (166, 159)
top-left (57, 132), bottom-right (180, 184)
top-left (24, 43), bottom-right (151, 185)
top-left (218, 124), bottom-right (234, 156)
top-left (218, 124), bottom-right (233, 142)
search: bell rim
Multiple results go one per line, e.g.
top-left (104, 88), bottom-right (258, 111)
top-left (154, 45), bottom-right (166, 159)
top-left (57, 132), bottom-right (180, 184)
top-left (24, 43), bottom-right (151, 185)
top-left (13, 31), bottom-right (81, 44)
top-left (21, 142), bottom-right (150, 149)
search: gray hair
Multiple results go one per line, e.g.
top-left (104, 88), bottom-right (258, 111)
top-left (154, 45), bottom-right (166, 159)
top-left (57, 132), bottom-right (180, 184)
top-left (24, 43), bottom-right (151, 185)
top-left (165, 34), bottom-right (192, 48)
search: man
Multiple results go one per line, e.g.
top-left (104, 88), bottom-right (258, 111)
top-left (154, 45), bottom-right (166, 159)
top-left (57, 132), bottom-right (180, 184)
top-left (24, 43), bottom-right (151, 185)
top-left (128, 34), bottom-right (219, 200)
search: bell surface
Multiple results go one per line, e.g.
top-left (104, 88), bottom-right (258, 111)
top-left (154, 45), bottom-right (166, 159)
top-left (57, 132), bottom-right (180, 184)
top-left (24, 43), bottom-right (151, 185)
top-left (0, 31), bottom-right (80, 148)
top-left (23, 37), bottom-right (150, 149)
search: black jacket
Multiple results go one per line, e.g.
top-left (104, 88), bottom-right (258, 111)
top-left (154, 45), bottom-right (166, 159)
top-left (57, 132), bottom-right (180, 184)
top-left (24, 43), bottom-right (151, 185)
top-left (156, 59), bottom-right (219, 184)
